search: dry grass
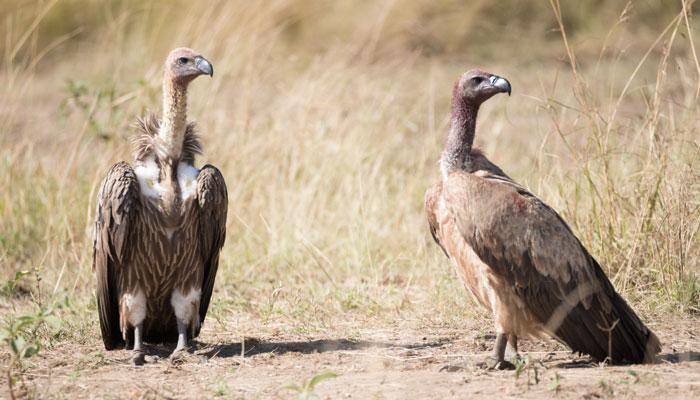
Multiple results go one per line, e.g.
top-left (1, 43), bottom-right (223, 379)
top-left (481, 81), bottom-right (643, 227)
top-left (0, 0), bottom-right (698, 398)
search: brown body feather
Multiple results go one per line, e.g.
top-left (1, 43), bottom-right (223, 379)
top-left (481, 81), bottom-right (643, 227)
top-left (93, 114), bottom-right (227, 348)
top-left (426, 151), bottom-right (660, 363)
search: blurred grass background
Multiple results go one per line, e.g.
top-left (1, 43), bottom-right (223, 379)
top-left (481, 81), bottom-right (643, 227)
top-left (0, 0), bottom-right (698, 362)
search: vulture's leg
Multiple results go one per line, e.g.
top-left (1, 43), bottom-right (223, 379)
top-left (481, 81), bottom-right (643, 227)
top-left (124, 328), bottom-right (134, 350)
top-left (169, 288), bottom-right (199, 359)
top-left (132, 323), bottom-right (145, 366)
top-left (478, 333), bottom-right (515, 370)
top-left (170, 318), bottom-right (188, 358)
top-left (506, 334), bottom-right (521, 361)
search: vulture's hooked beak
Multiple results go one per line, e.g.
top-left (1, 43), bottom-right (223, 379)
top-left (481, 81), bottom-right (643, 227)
top-left (195, 56), bottom-right (214, 77)
top-left (489, 75), bottom-right (511, 96)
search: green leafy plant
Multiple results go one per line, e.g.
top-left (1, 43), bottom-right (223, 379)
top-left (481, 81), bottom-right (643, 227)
top-left (0, 270), bottom-right (30, 297)
top-left (513, 356), bottom-right (540, 388)
top-left (549, 372), bottom-right (562, 393)
top-left (283, 371), bottom-right (338, 400)
top-left (214, 378), bottom-right (228, 397)
top-left (2, 302), bottom-right (63, 398)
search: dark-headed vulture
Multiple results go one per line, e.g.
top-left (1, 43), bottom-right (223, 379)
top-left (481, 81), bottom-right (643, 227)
top-left (425, 70), bottom-right (660, 369)
top-left (93, 48), bottom-right (227, 365)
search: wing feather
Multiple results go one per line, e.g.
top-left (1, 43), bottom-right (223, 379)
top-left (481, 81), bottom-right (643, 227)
top-left (195, 164), bottom-right (228, 336)
top-left (92, 162), bottom-right (139, 350)
top-left (425, 181), bottom-right (449, 258)
top-left (443, 171), bottom-right (659, 363)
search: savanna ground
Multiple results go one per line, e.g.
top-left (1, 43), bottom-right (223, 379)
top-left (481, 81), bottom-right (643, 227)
top-left (1, 0), bottom-right (699, 398)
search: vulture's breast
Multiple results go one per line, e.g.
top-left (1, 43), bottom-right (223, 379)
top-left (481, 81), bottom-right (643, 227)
top-left (437, 175), bottom-right (542, 337)
top-left (133, 158), bottom-right (200, 203)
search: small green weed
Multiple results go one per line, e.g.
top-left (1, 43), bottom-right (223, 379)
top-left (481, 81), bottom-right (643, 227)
top-left (283, 371), bottom-right (338, 400)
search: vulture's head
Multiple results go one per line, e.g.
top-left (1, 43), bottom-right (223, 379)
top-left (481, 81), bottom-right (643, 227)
top-left (165, 47), bottom-right (214, 85)
top-left (454, 69), bottom-right (511, 105)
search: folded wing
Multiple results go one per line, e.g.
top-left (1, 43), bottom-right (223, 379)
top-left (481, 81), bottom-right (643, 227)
top-left (92, 162), bottom-right (140, 350)
top-left (443, 172), bottom-right (659, 363)
top-left (195, 164), bottom-right (228, 336)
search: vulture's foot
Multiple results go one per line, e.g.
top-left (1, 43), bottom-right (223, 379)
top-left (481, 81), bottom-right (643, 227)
top-left (477, 356), bottom-right (515, 370)
top-left (132, 350), bottom-right (146, 366)
top-left (169, 346), bottom-right (188, 363)
top-left (170, 318), bottom-right (189, 363)
top-left (439, 362), bottom-right (470, 372)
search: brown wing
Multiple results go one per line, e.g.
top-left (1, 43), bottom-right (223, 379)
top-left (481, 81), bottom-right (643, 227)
top-left (92, 162), bottom-right (140, 350)
top-left (194, 164), bottom-right (228, 335)
top-left (444, 172), bottom-right (659, 363)
top-left (424, 181), bottom-right (449, 258)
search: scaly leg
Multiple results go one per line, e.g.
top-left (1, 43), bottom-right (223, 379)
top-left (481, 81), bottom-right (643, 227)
top-left (132, 323), bottom-right (145, 366)
top-left (170, 318), bottom-right (188, 359)
top-left (124, 328), bottom-right (133, 351)
top-left (169, 288), bottom-right (200, 360)
top-left (478, 333), bottom-right (515, 370)
top-left (506, 334), bottom-right (521, 362)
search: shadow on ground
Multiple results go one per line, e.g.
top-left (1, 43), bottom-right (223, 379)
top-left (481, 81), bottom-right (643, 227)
top-left (657, 351), bottom-right (700, 363)
top-left (552, 351), bottom-right (700, 368)
top-left (194, 337), bottom-right (449, 358)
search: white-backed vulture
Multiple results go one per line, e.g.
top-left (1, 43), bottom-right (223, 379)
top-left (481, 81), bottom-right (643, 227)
top-left (93, 48), bottom-right (227, 365)
top-left (425, 70), bottom-right (660, 368)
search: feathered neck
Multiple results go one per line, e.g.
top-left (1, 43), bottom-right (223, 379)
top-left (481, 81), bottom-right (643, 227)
top-left (439, 85), bottom-right (479, 180)
top-left (132, 114), bottom-right (202, 164)
top-left (156, 78), bottom-right (188, 160)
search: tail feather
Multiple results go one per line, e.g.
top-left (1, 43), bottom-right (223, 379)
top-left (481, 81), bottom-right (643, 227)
top-left (557, 292), bottom-right (660, 364)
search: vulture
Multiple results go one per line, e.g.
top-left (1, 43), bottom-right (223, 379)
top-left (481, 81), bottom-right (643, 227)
top-left (425, 70), bottom-right (660, 369)
top-left (92, 48), bottom-right (227, 365)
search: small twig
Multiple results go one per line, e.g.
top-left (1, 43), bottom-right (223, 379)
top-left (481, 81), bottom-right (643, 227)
top-left (596, 317), bottom-right (620, 363)
top-left (681, 0), bottom-right (700, 99)
top-left (7, 367), bottom-right (16, 400)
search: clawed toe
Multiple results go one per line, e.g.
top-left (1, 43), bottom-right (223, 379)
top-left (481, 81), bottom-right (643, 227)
top-left (477, 356), bottom-right (515, 370)
top-left (132, 351), bottom-right (146, 366)
top-left (169, 347), bottom-right (187, 362)
top-left (496, 360), bottom-right (516, 370)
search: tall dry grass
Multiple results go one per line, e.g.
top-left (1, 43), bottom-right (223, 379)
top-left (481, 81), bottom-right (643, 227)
top-left (0, 0), bottom-right (697, 360)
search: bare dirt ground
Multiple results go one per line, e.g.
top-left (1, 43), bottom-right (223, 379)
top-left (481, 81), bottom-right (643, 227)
top-left (5, 317), bottom-right (698, 399)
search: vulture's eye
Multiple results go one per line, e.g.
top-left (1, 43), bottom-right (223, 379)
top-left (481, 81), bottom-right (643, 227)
top-left (471, 76), bottom-right (484, 84)
top-left (177, 57), bottom-right (189, 65)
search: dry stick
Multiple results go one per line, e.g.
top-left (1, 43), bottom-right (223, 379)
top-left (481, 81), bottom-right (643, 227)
top-left (26, 28), bottom-right (82, 74)
top-left (594, 1), bottom-right (633, 78)
top-left (606, 12), bottom-right (681, 136)
top-left (617, 17), bottom-right (681, 290)
top-left (300, 237), bottom-right (339, 290)
top-left (8, 0), bottom-right (60, 64)
top-left (548, 0), bottom-right (577, 76)
top-left (7, 367), bottom-right (16, 400)
top-left (549, 0), bottom-right (613, 246)
top-left (681, 0), bottom-right (700, 99)
top-left (596, 317), bottom-right (620, 365)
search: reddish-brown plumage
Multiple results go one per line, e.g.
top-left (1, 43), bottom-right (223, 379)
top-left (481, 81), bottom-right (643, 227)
top-left (425, 70), bottom-right (660, 366)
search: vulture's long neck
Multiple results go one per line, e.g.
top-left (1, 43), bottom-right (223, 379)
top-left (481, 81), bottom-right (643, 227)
top-left (158, 78), bottom-right (188, 161)
top-left (440, 92), bottom-right (478, 180)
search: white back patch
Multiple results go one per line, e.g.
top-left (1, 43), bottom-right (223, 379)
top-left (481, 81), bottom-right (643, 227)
top-left (177, 162), bottom-right (200, 201)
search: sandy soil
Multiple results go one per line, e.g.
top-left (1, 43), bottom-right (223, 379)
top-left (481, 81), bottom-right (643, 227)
top-left (4, 317), bottom-right (698, 399)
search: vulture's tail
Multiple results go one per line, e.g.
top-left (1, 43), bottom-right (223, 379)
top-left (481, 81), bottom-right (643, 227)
top-left (554, 266), bottom-right (661, 364)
